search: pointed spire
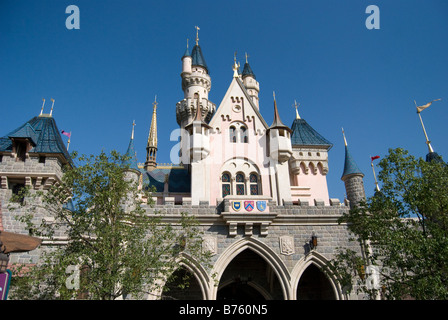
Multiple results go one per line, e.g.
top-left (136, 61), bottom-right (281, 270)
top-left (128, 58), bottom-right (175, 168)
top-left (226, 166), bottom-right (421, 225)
top-left (294, 100), bottom-right (301, 119)
top-left (242, 52), bottom-right (256, 80)
top-left (341, 128), bottom-right (363, 179)
top-left (124, 120), bottom-right (139, 171)
top-left (148, 96), bottom-right (158, 148)
top-left (145, 96), bottom-right (158, 171)
top-left (269, 92), bottom-right (291, 132)
top-left (191, 26), bottom-right (208, 72)
top-left (182, 38), bottom-right (190, 58)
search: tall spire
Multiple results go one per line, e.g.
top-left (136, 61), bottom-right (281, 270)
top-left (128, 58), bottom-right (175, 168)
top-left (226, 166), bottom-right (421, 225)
top-left (341, 128), bottom-right (363, 179)
top-left (269, 92), bottom-right (291, 132)
top-left (191, 26), bottom-right (208, 72)
top-left (124, 120), bottom-right (139, 171)
top-left (145, 96), bottom-right (158, 171)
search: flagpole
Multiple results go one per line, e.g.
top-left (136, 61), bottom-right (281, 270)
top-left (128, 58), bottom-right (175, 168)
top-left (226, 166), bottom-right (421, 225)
top-left (371, 157), bottom-right (380, 192)
top-left (67, 132), bottom-right (71, 151)
top-left (415, 100), bottom-right (434, 153)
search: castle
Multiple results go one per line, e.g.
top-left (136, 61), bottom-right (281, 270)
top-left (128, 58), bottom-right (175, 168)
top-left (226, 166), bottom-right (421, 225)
top-left (0, 29), bottom-right (368, 300)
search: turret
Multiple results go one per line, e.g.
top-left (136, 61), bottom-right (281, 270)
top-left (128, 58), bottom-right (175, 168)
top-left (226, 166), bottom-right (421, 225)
top-left (184, 93), bottom-right (211, 162)
top-left (176, 27), bottom-right (216, 128)
top-left (341, 129), bottom-right (365, 209)
top-left (242, 53), bottom-right (260, 109)
top-left (267, 94), bottom-right (292, 163)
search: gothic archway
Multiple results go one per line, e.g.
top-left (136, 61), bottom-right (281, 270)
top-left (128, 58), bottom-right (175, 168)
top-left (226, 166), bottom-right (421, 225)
top-left (296, 264), bottom-right (336, 300)
top-left (161, 267), bottom-right (204, 300)
top-left (217, 249), bottom-right (283, 300)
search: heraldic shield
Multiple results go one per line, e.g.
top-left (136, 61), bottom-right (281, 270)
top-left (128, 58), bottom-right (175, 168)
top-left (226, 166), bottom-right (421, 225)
top-left (256, 201), bottom-right (267, 212)
top-left (244, 201), bottom-right (254, 212)
top-left (232, 201), bottom-right (241, 211)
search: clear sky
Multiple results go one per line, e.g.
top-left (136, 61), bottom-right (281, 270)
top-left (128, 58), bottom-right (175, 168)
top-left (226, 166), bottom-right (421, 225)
top-left (1, 0), bottom-right (447, 202)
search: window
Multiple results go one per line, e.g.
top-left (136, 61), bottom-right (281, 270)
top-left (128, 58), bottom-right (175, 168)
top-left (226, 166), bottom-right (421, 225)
top-left (240, 127), bottom-right (248, 143)
top-left (15, 141), bottom-right (27, 162)
top-left (12, 183), bottom-right (26, 204)
top-left (236, 173), bottom-right (245, 195)
top-left (230, 126), bottom-right (237, 143)
top-left (39, 156), bottom-right (46, 164)
top-left (250, 173), bottom-right (259, 195)
top-left (222, 173), bottom-right (231, 197)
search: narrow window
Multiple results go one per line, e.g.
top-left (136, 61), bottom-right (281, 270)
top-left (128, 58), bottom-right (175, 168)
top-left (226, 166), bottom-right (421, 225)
top-left (222, 173), bottom-right (231, 197)
top-left (230, 126), bottom-right (237, 143)
top-left (16, 141), bottom-right (27, 162)
top-left (236, 173), bottom-right (245, 195)
top-left (250, 173), bottom-right (259, 195)
top-left (241, 126), bottom-right (248, 143)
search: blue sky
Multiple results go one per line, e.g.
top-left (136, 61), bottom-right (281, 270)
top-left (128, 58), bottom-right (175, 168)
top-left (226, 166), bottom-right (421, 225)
top-left (1, 0), bottom-right (447, 201)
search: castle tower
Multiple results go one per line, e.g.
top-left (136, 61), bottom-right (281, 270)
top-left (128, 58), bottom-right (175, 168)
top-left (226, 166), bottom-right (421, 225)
top-left (176, 27), bottom-right (216, 128)
top-left (185, 94), bottom-right (211, 205)
top-left (241, 53), bottom-right (260, 109)
top-left (341, 129), bottom-right (365, 209)
top-left (267, 94), bottom-right (293, 205)
top-left (144, 98), bottom-right (158, 171)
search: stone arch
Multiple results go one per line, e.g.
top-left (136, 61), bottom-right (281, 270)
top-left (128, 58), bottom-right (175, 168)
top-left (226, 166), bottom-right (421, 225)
top-left (211, 237), bottom-right (291, 300)
top-left (159, 253), bottom-right (212, 300)
top-left (291, 251), bottom-right (344, 300)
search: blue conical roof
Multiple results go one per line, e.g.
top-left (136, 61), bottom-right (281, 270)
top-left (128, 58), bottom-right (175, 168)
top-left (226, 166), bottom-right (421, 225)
top-left (123, 138), bottom-right (139, 171)
top-left (242, 62), bottom-right (256, 79)
top-left (290, 118), bottom-right (332, 149)
top-left (0, 115), bottom-right (72, 164)
top-left (342, 145), bottom-right (363, 178)
top-left (191, 44), bottom-right (208, 72)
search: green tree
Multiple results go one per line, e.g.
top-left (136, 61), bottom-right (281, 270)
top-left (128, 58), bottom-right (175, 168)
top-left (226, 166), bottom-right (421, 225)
top-left (9, 150), bottom-right (212, 300)
top-left (331, 148), bottom-right (448, 300)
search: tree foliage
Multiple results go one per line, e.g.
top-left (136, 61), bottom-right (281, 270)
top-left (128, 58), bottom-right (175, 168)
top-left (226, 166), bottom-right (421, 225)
top-left (331, 148), bottom-right (448, 300)
top-left (9, 150), bottom-right (212, 300)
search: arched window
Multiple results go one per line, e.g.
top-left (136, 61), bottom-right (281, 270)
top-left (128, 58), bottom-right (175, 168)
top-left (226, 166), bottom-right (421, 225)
top-left (222, 172), bottom-right (231, 197)
top-left (249, 173), bottom-right (259, 195)
top-left (240, 126), bottom-right (248, 143)
top-left (230, 126), bottom-right (237, 143)
top-left (236, 173), bottom-right (245, 195)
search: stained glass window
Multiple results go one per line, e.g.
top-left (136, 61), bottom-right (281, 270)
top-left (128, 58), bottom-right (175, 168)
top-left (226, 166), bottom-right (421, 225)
top-left (236, 173), bottom-right (244, 182)
top-left (250, 185), bottom-right (258, 195)
top-left (222, 173), bottom-right (230, 182)
top-left (250, 173), bottom-right (257, 183)
top-left (236, 184), bottom-right (245, 195)
top-left (222, 184), bottom-right (230, 197)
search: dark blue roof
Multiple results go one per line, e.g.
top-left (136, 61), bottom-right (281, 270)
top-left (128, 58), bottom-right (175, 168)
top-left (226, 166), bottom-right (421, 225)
top-left (290, 118), bottom-right (332, 149)
top-left (142, 167), bottom-right (191, 193)
top-left (242, 62), bottom-right (256, 79)
top-left (123, 138), bottom-right (139, 171)
top-left (0, 115), bottom-right (72, 164)
top-left (341, 145), bottom-right (363, 178)
top-left (191, 44), bottom-right (208, 72)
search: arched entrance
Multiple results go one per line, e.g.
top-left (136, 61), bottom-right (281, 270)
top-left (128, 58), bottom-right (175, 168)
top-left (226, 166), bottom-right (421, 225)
top-left (161, 267), bottom-right (203, 300)
top-left (296, 264), bottom-right (336, 300)
top-left (217, 249), bottom-right (283, 300)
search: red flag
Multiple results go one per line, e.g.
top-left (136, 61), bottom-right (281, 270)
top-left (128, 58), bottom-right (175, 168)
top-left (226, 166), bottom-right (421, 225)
top-left (61, 130), bottom-right (71, 138)
top-left (371, 155), bottom-right (380, 162)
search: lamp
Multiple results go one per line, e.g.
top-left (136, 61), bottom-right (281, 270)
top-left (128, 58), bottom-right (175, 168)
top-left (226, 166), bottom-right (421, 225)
top-left (0, 233), bottom-right (10, 273)
top-left (310, 232), bottom-right (318, 250)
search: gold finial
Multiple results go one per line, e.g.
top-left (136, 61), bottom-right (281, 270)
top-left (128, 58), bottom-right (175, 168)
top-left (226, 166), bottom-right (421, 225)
top-left (414, 99), bottom-right (441, 153)
top-left (40, 98), bottom-right (45, 116)
top-left (50, 98), bottom-right (55, 116)
top-left (245, 52), bottom-right (249, 64)
top-left (153, 95), bottom-right (158, 107)
top-left (294, 100), bottom-right (301, 119)
top-left (186, 38), bottom-right (189, 49)
top-left (342, 127), bottom-right (348, 147)
top-left (131, 120), bottom-right (136, 140)
top-left (273, 91), bottom-right (276, 101)
top-left (232, 51), bottom-right (239, 77)
top-left (195, 26), bottom-right (200, 45)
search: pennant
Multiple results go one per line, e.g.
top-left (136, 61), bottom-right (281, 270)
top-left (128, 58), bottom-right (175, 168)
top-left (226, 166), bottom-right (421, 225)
top-left (371, 155), bottom-right (380, 162)
top-left (61, 130), bottom-right (71, 138)
top-left (416, 99), bottom-right (441, 113)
